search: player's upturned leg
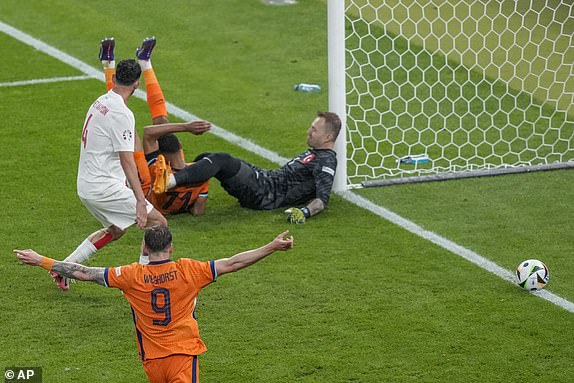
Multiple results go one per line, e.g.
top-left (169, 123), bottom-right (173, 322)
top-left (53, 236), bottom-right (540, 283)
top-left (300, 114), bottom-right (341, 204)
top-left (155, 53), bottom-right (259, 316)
top-left (136, 36), bottom-right (156, 61)
top-left (136, 37), bottom-right (168, 122)
top-left (99, 37), bottom-right (115, 91)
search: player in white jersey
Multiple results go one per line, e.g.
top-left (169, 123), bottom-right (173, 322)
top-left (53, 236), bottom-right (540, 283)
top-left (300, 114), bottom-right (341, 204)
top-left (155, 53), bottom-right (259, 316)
top-left (51, 59), bottom-right (167, 290)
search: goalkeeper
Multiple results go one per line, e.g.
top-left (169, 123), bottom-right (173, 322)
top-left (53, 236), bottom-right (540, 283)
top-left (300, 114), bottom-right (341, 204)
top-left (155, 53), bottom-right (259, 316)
top-left (153, 112), bottom-right (341, 223)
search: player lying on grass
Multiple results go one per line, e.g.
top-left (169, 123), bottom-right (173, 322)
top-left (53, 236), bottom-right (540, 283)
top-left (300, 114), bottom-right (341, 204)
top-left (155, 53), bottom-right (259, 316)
top-left (153, 111), bottom-right (342, 224)
top-left (15, 226), bottom-right (294, 383)
top-left (101, 36), bottom-right (212, 217)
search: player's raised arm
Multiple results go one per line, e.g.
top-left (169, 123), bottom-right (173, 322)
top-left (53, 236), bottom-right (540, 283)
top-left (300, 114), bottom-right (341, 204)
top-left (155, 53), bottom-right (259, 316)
top-left (14, 249), bottom-right (107, 286)
top-left (143, 121), bottom-right (211, 153)
top-left (214, 231), bottom-right (294, 276)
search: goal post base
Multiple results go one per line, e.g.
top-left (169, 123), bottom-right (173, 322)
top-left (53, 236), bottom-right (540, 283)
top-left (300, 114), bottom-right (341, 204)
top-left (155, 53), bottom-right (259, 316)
top-left (361, 162), bottom-right (574, 188)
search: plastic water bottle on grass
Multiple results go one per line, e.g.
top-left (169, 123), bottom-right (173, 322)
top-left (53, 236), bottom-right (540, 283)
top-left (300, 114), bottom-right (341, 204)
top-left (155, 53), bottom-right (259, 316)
top-left (399, 154), bottom-right (430, 164)
top-left (294, 83), bottom-right (321, 93)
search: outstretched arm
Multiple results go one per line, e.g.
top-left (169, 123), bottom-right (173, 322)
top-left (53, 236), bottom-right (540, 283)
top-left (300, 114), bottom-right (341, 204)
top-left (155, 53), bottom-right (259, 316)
top-left (214, 231), bottom-right (294, 277)
top-left (143, 121), bottom-right (211, 154)
top-left (14, 249), bottom-right (106, 286)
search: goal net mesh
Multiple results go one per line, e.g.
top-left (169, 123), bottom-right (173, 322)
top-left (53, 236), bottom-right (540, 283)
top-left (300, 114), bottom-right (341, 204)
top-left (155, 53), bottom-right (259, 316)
top-left (345, 0), bottom-right (574, 187)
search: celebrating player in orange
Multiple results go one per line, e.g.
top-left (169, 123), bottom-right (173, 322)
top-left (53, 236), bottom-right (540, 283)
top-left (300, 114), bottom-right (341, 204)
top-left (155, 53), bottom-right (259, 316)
top-left (14, 226), bottom-right (294, 383)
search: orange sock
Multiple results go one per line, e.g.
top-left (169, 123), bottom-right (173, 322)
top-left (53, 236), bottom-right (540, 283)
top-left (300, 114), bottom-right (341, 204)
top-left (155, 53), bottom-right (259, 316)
top-left (144, 69), bottom-right (168, 120)
top-left (134, 151), bottom-right (152, 196)
top-left (104, 67), bottom-right (115, 91)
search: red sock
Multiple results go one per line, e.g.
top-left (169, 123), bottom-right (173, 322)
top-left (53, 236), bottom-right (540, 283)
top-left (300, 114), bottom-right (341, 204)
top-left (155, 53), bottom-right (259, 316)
top-left (93, 232), bottom-right (113, 250)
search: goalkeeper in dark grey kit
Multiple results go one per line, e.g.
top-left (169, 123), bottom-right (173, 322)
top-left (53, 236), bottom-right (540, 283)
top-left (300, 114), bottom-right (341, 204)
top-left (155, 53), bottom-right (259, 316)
top-left (152, 111), bottom-right (341, 223)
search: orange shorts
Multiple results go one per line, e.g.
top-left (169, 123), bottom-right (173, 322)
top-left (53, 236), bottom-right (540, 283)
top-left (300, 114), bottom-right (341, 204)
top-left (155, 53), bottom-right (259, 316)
top-left (142, 354), bottom-right (199, 383)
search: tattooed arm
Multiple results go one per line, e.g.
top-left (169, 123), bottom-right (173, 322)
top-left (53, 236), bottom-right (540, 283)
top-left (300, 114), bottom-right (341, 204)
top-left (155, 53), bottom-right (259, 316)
top-left (13, 249), bottom-right (106, 286)
top-left (51, 262), bottom-right (106, 286)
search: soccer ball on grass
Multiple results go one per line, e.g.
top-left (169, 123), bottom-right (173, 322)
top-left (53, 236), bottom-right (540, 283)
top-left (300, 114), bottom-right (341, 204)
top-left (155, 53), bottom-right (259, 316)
top-left (515, 259), bottom-right (549, 291)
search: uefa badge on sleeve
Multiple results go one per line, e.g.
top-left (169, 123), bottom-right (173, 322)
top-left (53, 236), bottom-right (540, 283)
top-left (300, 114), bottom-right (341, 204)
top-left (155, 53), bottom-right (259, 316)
top-left (122, 130), bottom-right (133, 141)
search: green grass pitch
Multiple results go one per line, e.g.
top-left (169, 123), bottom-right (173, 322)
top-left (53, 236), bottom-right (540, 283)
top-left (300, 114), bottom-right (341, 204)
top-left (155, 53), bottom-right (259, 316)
top-left (1, 1), bottom-right (574, 382)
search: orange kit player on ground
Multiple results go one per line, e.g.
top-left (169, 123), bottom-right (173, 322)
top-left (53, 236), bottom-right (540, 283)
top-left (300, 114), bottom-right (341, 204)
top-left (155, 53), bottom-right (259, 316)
top-left (14, 225), bottom-right (294, 383)
top-left (100, 36), bottom-right (211, 217)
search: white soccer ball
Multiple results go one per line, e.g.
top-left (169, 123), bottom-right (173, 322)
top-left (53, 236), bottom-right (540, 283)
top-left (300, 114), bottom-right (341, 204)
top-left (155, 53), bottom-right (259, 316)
top-left (516, 259), bottom-right (549, 291)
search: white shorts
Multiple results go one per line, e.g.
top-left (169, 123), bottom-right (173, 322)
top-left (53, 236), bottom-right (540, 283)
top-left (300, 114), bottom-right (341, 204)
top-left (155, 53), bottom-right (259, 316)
top-left (79, 187), bottom-right (154, 230)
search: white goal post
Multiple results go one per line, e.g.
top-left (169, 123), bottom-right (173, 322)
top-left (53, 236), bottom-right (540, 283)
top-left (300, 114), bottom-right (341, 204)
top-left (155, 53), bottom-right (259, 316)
top-left (328, 0), bottom-right (574, 189)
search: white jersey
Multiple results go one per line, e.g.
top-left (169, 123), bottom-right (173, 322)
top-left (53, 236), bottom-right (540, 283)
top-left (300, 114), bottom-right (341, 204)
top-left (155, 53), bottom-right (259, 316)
top-left (77, 90), bottom-right (136, 199)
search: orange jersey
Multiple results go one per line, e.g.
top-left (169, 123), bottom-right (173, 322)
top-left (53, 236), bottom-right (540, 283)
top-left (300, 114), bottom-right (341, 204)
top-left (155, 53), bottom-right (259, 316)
top-left (135, 151), bottom-right (210, 215)
top-left (105, 259), bottom-right (217, 360)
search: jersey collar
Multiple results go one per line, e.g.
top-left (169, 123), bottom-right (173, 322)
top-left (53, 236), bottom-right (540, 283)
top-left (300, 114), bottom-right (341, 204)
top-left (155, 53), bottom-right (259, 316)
top-left (148, 259), bottom-right (173, 265)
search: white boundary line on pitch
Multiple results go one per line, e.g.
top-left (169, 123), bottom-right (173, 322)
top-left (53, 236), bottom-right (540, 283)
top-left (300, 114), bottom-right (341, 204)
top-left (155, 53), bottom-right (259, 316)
top-left (0, 75), bottom-right (93, 88)
top-left (2, 19), bottom-right (573, 314)
top-left (0, 20), bottom-right (289, 167)
top-left (339, 191), bottom-right (574, 312)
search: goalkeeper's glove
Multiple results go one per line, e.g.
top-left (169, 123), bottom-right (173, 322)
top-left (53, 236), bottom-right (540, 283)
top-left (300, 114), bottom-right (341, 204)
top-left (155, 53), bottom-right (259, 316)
top-left (284, 207), bottom-right (310, 224)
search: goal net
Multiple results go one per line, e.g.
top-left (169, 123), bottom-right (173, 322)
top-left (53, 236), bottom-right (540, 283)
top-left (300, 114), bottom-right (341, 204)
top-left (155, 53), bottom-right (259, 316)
top-left (339, 0), bottom-right (574, 187)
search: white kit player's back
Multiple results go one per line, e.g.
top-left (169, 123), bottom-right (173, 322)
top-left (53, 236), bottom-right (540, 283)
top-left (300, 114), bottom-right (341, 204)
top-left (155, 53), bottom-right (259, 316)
top-left (77, 90), bottom-right (136, 199)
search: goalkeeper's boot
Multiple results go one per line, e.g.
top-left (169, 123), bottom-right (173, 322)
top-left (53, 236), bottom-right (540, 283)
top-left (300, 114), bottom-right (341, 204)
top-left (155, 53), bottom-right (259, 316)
top-left (153, 154), bottom-right (171, 194)
top-left (136, 37), bottom-right (156, 61)
top-left (50, 271), bottom-right (69, 291)
top-left (99, 37), bottom-right (115, 62)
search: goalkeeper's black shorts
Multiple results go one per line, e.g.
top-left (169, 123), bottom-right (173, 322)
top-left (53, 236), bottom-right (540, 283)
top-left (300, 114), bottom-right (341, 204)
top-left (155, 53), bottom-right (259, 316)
top-left (220, 162), bottom-right (272, 210)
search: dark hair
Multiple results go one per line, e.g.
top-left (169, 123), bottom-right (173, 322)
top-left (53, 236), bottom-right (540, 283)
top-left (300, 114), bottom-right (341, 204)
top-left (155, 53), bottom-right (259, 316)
top-left (317, 111), bottom-right (341, 141)
top-left (158, 133), bottom-right (182, 154)
top-left (115, 59), bottom-right (142, 86)
top-left (144, 225), bottom-right (172, 253)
